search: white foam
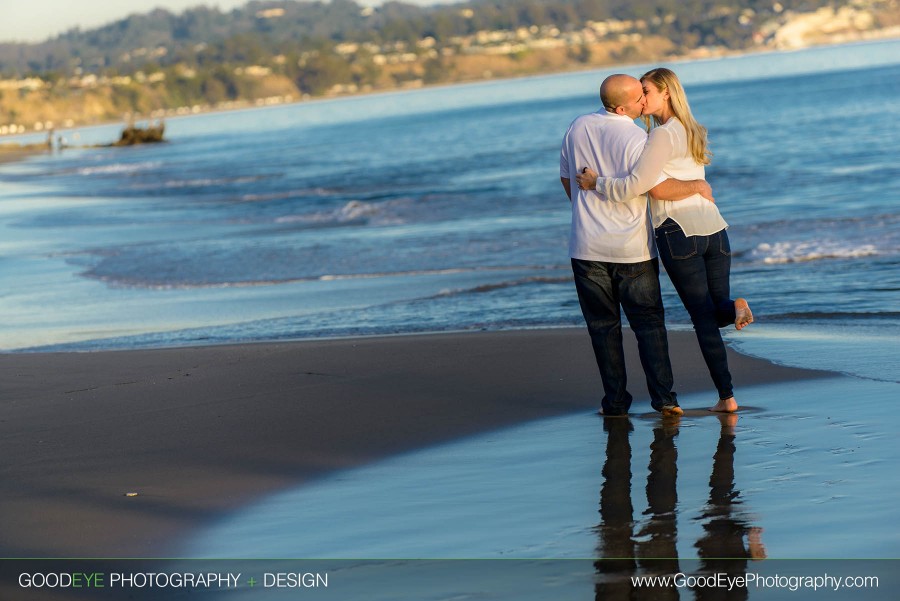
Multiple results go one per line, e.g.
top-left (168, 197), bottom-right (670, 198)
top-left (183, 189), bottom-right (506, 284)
top-left (275, 199), bottom-right (408, 226)
top-left (76, 161), bottom-right (162, 176)
top-left (754, 241), bottom-right (879, 264)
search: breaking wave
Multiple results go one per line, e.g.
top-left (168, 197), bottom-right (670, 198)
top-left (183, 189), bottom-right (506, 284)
top-left (752, 241), bottom-right (880, 264)
top-left (76, 161), bottom-right (163, 176)
top-left (275, 199), bottom-right (410, 226)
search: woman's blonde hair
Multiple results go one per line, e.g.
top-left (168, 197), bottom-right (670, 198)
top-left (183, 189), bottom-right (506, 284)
top-left (641, 68), bottom-right (711, 165)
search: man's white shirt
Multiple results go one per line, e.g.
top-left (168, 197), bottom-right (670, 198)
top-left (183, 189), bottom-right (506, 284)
top-left (559, 110), bottom-right (655, 263)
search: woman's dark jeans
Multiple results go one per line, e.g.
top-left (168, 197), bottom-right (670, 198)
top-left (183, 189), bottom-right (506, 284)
top-left (655, 219), bottom-right (736, 401)
top-left (571, 257), bottom-right (678, 415)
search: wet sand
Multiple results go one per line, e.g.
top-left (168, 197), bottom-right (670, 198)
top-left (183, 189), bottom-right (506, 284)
top-left (0, 328), bottom-right (826, 559)
top-left (0, 144), bottom-right (46, 164)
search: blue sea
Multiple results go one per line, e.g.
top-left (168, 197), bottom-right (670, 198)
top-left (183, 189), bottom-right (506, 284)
top-left (1, 40), bottom-right (898, 385)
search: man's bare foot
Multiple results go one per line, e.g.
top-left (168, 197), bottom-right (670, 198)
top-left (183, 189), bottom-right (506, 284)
top-left (660, 404), bottom-right (684, 417)
top-left (735, 298), bottom-right (753, 330)
top-left (598, 408), bottom-right (628, 417)
top-left (710, 397), bottom-right (739, 412)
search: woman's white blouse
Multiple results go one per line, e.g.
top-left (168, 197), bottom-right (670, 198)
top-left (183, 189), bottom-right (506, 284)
top-left (597, 118), bottom-right (728, 236)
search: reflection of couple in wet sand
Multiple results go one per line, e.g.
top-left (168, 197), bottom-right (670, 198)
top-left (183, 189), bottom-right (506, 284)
top-left (594, 414), bottom-right (767, 600)
top-left (560, 68), bottom-right (753, 416)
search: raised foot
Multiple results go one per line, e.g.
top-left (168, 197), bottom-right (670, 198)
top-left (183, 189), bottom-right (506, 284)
top-left (735, 298), bottom-right (754, 330)
top-left (710, 396), bottom-right (739, 413)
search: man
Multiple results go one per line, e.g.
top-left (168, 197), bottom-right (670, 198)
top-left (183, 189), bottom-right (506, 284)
top-left (560, 74), bottom-right (709, 417)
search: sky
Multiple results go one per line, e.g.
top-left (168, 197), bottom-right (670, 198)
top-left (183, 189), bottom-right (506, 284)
top-left (0, 0), bottom-right (442, 44)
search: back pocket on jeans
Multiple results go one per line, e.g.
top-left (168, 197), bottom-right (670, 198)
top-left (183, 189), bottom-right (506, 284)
top-left (661, 228), bottom-right (697, 260)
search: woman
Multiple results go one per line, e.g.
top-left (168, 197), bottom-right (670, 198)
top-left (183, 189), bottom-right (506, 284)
top-left (577, 67), bottom-right (752, 413)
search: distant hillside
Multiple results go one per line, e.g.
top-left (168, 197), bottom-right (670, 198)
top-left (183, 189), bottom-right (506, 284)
top-left (4, 0), bottom-right (885, 77)
top-left (0, 0), bottom-right (897, 133)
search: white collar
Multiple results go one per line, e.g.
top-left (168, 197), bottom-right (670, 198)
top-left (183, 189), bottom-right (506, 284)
top-left (597, 109), bottom-right (638, 122)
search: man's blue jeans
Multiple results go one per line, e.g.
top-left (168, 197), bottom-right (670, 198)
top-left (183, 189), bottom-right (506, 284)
top-left (655, 219), bottom-right (735, 400)
top-left (571, 257), bottom-right (678, 415)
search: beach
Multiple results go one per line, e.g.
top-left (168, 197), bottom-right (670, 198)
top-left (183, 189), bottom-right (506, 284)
top-left (0, 144), bottom-right (45, 165)
top-left (5, 328), bottom-right (899, 601)
top-left (0, 328), bottom-right (825, 560)
top-left (1, 40), bottom-right (898, 600)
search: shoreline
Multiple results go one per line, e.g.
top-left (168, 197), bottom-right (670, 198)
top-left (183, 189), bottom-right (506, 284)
top-left (0, 328), bottom-right (829, 559)
top-left (0, 143), bottom-right (47, 164)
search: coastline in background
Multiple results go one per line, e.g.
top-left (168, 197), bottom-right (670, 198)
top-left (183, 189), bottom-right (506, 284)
top-left (1, 0), bottom-right (898, 133)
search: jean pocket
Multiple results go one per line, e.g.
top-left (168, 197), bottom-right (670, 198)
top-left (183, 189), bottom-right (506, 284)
top-left (661, 228), bottom-right (697, 260)
top-left (715, 230), bottom-right (732, 257)
top-left (622, 261), bottom-right (649, 279)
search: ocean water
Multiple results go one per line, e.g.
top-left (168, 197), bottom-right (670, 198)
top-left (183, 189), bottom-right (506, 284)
top-left (1, 39), bottom-right (897, 386)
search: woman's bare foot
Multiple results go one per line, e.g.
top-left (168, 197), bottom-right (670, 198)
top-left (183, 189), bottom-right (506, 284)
top-left (710, 396), bottom-right (739, 412)
top-left (735, 298), bottom-right (753, 330)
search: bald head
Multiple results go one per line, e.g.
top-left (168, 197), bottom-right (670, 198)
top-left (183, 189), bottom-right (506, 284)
top-left (600, 74), bottom-right (644, 118)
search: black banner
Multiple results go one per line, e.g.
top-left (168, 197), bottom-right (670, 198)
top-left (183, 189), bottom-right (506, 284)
top-left (2, 558), bottom-right (897, 600)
